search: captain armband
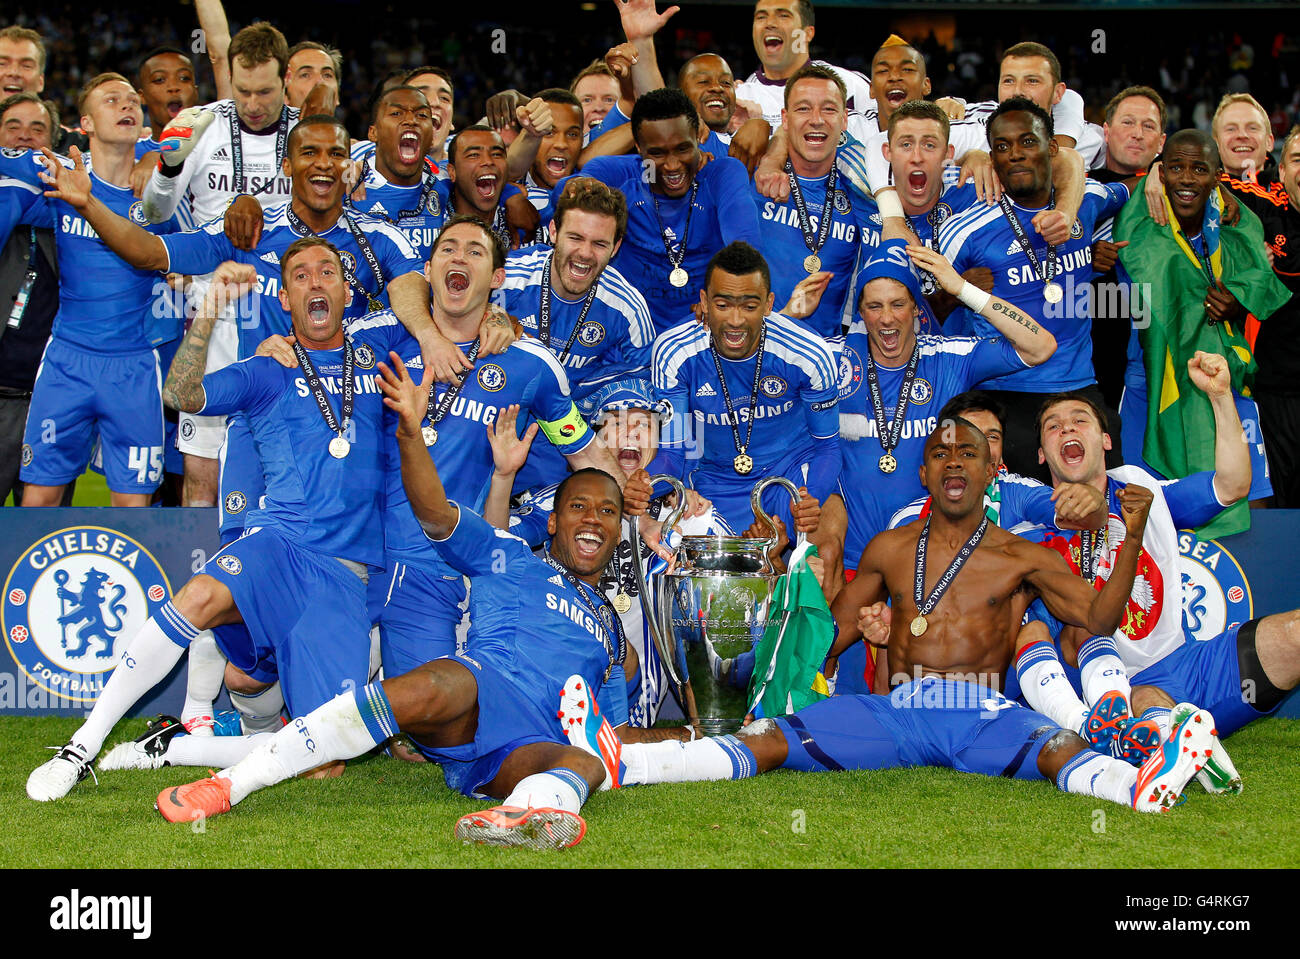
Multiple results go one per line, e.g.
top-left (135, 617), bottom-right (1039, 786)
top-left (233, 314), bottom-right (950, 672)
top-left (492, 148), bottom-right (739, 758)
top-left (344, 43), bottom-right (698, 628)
top-left (538, 403), bottom-right (590, 448)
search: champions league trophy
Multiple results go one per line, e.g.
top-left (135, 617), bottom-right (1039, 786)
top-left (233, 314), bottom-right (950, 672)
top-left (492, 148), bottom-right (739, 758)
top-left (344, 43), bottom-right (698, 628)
top-left (631, 475), bottom-right (804, 735)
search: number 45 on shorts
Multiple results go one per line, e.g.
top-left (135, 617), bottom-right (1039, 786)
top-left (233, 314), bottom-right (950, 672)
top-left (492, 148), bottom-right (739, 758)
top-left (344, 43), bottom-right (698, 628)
top-left (128, 446), bottom-right (164, 484)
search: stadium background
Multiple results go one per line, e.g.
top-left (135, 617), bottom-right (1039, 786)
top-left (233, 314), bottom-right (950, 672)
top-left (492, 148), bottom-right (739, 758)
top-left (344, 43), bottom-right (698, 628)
top-left (10, 0), bottom-right (1300, 148)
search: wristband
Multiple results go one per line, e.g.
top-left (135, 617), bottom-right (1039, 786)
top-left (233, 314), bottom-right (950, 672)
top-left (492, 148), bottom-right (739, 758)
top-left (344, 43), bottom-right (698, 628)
top-left (957, 281), bottom-right (992, 313)
top-left (874, 187), bottom-right (904, 220)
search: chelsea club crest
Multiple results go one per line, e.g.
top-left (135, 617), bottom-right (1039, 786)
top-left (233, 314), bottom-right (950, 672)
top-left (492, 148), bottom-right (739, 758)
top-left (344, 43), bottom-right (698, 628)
top-left (1177, 529), bottom-right (1252, 641)
top-left (3, 527), bottom-right (171, 705)
top-left (477, 364), bottom-right (507, 392)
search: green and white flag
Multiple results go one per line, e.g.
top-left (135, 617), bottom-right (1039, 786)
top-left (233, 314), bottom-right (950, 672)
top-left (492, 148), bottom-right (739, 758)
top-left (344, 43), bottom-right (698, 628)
top-left (747, 541), bottom-right (834, 717)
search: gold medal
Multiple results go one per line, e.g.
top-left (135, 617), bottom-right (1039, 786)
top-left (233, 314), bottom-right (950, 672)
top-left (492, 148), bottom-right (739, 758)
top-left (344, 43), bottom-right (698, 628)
top-left (328, 436), bottom-right (351, 459)
top-left (422, 425), bottom-right (438, 446)
top-left (803, 253), bottom-right (821, 274)
top-left (733, 453), bottom-right (753, 475)
top-left (368, 297), bottom-right (384, 312)
top-left (909, 614), bottom-right (928, 637)
top-left (1043, 281), bottom-right (1063, 304)
top-left (612, 592), bottom-right (632, 614)
top-left (879, 453), bottom-right (897, 474)
top-left (669, 267), bottom-right (689, 288)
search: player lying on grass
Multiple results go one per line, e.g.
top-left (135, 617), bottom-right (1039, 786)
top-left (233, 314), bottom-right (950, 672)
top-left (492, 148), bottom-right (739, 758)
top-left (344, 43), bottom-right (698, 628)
top-left (563, 418), bottom-right (1225, 813)
top-left (154, 351), bottom-right (692, 849)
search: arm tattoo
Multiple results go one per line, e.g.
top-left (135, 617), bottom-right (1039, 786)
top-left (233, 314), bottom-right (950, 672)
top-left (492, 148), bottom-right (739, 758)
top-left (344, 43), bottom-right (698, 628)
top-left (990, 300), bottom-right (1041, 335)
top-left (162, 303), bottom-right (218, 413)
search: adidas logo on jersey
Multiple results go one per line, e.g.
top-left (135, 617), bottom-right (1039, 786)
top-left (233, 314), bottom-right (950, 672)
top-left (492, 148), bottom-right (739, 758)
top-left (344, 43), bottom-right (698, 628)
top-left (695, 383), bottom-right (717, 397)
top-left (260, 251), bottom-right (280, 264)
top-left (549, 575), bottom-right (563, 586)
top-left (211, 146), bottom-right (230, 161)
top-left (370, 202), bottom-right (388, 216)
top-left (1006, 239), bottom-right (1023, 255)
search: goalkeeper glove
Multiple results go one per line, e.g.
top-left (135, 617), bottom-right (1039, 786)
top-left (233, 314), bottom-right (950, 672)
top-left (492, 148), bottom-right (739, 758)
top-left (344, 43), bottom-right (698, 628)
top-left (158, 107), bottom-right (216, 169)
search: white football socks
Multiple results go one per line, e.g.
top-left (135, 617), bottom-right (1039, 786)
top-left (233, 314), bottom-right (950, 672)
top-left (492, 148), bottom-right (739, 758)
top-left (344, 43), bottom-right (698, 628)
top-left (221, 688), bottom-right (387, 805)
top-left (620, 735), bottom-right (757, 785)
top-left (502, 768), bottom-right (588, 814)
top-left (166, 732), bottom-right (274, 768)
top-left (1015, 641), bottom-right (1088, 734)
top-left (180, 631), bottom-right (227, 734)
top-left (72, 607), bottom-right (195, 757)
top-left (1078, 635), bottom-right (1132, 706)
top-left (1055, 750), bottom-right (1139, 806)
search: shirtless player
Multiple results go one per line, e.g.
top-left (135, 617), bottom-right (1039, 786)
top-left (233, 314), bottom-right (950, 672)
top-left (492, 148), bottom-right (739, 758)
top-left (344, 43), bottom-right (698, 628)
top-left (562, 418), bottom-right (1222, 812)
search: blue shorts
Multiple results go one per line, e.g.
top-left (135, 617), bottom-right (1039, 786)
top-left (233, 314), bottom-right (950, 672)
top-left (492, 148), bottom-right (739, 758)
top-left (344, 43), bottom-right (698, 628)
top-left (1120, 383), bottom-right (1272, 501)
top-left (204, 527), bottom-right (371, 716)
top-left (218, 413), bottom-right (263, 538)
top-left (21, 339), bottom-right (163, 493)
top-left (411, 650), bottom-right (562, 798)
top-left (376, 563), bottom-right (467, 677)
top-left (1130, 622), bottom-right (1274, 736)
top-left (779, 678), bottom-right (1058, 780)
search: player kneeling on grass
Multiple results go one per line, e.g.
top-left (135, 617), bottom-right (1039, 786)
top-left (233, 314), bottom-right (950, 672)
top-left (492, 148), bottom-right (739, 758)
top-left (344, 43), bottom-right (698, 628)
top-left (562, 418), bottom-right (1223, 813)
top-left (155, 352), bottom-right (693, 849)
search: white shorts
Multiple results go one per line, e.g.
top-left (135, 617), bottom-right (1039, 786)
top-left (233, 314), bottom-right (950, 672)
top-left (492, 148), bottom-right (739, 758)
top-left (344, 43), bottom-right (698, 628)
top-left (177, 314), bottom-right (237, 458)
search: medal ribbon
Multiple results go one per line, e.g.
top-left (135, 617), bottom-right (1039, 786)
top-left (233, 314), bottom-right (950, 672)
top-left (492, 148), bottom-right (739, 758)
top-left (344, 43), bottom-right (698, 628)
top-left (1079, 525), bottom-right (1108, 585)
top-left (424, 338), bottom-right (482, 427)
top-left (913, 515), bottom-right (989, 618)
top-left (784, 158), bottom-right (837, 258)
top-left (539, 253), bottom-right (601, 362)
top-left (865, 341), bottom-right (921, 458)
top-left (709, 323), bottom-right (767, 462)
top-left (284, 206), bottom-right (383, 306)
top-left (353, 162), bottom-right (439, 223)
top-left (490, 203), bottom-right (512, 252)
top-left (292, 338), bottom-right (355, 442)
top-left (998, 188), bottom-right (1058, 291)
top-left (229, 106), bottom-right (290, 195)
top-left (651, 180), bottom-right (699, 274)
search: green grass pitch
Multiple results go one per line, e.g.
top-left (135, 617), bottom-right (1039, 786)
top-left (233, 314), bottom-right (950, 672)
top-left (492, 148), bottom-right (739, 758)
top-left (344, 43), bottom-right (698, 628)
top-left (4, 467), bottom-right (111, 507)
top-left (3, 715), bottom-right (1296, 868)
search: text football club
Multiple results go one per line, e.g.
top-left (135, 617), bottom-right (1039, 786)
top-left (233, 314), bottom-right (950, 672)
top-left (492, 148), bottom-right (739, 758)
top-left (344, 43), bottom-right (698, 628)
top-left (3, 527), bottom-right (172, 705)
top-left (1178, 529), bottom-right (1252, 642)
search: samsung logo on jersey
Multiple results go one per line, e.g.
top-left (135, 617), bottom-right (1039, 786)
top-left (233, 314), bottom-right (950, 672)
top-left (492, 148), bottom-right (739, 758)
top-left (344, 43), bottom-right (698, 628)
top-left (402, 227), bottom-right (437, 248)
top-left (253, 275), bottom-right (280, 297)
top-left (1005, 247), bottom-right (1092, 287)
top-left (294, 375), bottom-right (383, 397)
top-left (545, 592), bottom-right (612, 644)
top-left (447, 396), bottom-right (502, 426)
top-left (695, 401), bottom-right (795, 425)
top-left (206, 173), bottom-right (290, 196)
top-left (850, 415), bottom-right (938, 441)
top-left (760, 203), bottom-right (858, 244)
top-left (61, 215), bottom-right (100, 240)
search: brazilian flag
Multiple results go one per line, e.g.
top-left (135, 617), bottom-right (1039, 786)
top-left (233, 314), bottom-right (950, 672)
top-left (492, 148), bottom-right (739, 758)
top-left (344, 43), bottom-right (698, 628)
top-left (747, 542), bottom-right (834, 718)
top-left (1115, 178), bottom-right (1290, 538)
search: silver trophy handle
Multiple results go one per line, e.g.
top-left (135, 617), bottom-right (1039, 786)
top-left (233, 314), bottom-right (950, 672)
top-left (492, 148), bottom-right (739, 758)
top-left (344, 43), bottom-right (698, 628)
top-left (630, 474), bottom-right (689, 688)
top-left (750, 475), bottom-right (806, 550)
